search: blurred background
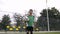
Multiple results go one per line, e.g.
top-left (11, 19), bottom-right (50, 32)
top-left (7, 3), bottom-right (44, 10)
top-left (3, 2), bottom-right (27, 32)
top-left (0, 0), bottom-right (60, 32)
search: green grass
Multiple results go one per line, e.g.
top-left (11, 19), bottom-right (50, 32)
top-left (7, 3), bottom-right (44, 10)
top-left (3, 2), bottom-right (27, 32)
top-left (34, 32), bottom-right (60, 34)
top-left (13, 32), bottom-right (60, 34)
top-left (0, 31), bottom-right (60, 34)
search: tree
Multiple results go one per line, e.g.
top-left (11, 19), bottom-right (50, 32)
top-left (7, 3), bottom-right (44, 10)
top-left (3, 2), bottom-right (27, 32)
top-left (1, 14), bottom-right (11, 30)
top-left (37, 7), bottom-right (60, 31)
top-left (13, 13), bottom-right (23, 26)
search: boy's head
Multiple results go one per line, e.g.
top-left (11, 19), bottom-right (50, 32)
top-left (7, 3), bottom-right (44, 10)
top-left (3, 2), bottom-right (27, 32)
top-left (29, 9), bottom-right (33, 15)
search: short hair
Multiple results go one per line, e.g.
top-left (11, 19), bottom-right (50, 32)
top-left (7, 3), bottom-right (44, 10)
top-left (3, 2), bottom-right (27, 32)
top-left (29, 9), bottom-right (33, 12)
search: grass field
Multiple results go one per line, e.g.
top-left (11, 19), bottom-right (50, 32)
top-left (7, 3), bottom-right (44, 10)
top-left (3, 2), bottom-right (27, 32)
top-left (0, 31), bottom-right (60, 34)
top-left (34, 32), bottom-right (60, 34)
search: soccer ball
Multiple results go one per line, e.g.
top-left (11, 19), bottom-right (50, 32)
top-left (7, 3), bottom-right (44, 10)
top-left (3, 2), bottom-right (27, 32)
top-left (23, 16), bottom-right (29, 22)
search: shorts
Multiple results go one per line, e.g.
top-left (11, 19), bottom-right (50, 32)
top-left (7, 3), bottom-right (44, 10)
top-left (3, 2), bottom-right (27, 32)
top-left (26, 26), bottom-right (33, 31)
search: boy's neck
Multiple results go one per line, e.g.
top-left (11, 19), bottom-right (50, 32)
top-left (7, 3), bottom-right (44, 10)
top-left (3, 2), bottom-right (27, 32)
top-left (29, 13), bottom-right (32, 16)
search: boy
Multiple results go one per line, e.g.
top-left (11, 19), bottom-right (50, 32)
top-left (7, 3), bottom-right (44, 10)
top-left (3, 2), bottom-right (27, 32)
top-left (25, 9), bottom-right (35, 34)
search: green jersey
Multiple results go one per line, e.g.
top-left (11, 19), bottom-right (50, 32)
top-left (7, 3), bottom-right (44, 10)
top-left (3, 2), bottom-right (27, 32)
top-left (27, 15), bottom-right (34, 26)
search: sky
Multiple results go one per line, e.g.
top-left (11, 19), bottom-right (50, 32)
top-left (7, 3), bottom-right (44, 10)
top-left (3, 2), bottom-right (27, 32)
top-left (0, 0), bottom-right (46, 17)
top-left (0, 0), bottom-right (60, 21)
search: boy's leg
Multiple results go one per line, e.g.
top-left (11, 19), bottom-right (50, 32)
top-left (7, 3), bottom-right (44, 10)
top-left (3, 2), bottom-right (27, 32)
top-left (26, 31), bottom-right (29, 34)
top-left (26, 26), bottom-right (29, 34)
top-left (30, 27), bottom-right (33, 34)
top-left (30, 31), bottom-right (33, 34)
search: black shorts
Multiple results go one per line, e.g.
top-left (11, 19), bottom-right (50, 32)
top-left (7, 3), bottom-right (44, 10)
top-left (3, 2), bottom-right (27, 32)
top-left (26, 26), bottom-right (33, 31)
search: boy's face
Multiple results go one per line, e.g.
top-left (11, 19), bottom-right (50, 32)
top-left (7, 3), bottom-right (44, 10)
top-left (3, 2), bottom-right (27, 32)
top-left (29, 11), bottom-right (33, 14)
top-left (29, 9), bottom-right (33, 15)
top-left (29, 11), bottom-right (33, 15)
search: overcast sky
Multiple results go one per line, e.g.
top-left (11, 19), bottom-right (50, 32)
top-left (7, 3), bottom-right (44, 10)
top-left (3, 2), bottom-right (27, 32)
top-left (0, 0), bottom-right (60, 20)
